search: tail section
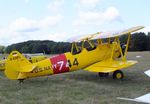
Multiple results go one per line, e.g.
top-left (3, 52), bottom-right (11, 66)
top-left (5, 51), bottom-right (36, 80)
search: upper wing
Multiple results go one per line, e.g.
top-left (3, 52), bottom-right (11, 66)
top-left (84, 60), bottom-right (137, 73)
top-left (67, 26), bottom-right (144, 42)
top-left (93, 26), bottom-right (144, 39)
top-left (117, 93), bottom-right (150, 103)
top-left (145, 70), bottom-right (150, 77)
top-left (67, 32), bottom-right (101, 42)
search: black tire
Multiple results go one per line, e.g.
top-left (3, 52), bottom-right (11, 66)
top-left (18, 79), bottom-right (25, 83)
top-left (98, 72), bottom-right (109, 77)
top-left (113, 70), bottom-right (124, 79)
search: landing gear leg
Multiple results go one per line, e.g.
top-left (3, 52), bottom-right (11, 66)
top-left (17, 79), bottom-right (25, 89)
top-left (18, 79), bottom-right (25, 84)
top-left (113, 70), bottom-right (124, 79)
top-left (98, 72), bottom-right (109, 78)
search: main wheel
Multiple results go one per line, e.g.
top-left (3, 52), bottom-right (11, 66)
top-left (98, 72), bottom-right (109, 77)
top-left (113, 70), bottom-right (124, 79)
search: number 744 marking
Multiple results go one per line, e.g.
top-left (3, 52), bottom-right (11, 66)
top-left (52, 61), bottom-right (64, 71)
top-left (52, 58), bottom-right (79, 71)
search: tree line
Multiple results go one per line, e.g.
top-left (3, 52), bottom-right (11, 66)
top-left (0, 32), bottom-right (150, 54)
top-left (4, 40), bottom-right (71, 54)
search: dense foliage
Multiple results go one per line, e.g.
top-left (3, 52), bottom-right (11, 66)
top-left (129, 32), bottom-right (150, 51)
top-left (2, 32), bottom-right (150, 54)
top-left (0, 45), bottom-right (5, 53)
top-left (5, 40), bottom-right (71, 54)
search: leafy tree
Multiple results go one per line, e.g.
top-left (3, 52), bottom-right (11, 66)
top-left (5, 40), bottom-right (71, 54)
top-left (0, 45), bottom-right (5, 54)
top-left (4, 32), bottom-right (150, 54)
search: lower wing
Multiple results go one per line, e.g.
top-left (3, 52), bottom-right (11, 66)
top-left (84, 60), bottom-right (137, 73)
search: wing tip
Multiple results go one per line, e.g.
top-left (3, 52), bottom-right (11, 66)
top-left (144, 70), bottom-right (150, 77)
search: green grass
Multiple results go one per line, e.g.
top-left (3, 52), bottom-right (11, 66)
top-left (0, 52), bottom-right (150, 104)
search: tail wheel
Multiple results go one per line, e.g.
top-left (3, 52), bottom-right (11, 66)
top-left (98, 72), bottom-right (109, 77)
top-left (113, 70), bottom-right (124, 79)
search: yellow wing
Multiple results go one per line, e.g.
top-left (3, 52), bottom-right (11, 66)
top-left (67, 26), bottom-right (144, 42)
top-left (84, 60), bottom-right (137, 73)
top-left (92, 26), bottom-right (144, 39)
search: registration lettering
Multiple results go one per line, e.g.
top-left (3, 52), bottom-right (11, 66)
top-left (31, 66), bottom-right (51, 73)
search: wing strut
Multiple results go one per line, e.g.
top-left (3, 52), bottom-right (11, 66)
top-left (110, 38), bottom-right (117, 62)
top-left (123, 33), bottom-right (131, 60)
top-left (116, 33), bottom-right (131, 61)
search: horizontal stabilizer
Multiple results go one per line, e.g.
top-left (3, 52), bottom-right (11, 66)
top-left (117, 93), bottom-right (150, 103)
top-left (84, 60), bottom-right (137, 73)
top-left (144, 70), bottom-right (150, 77)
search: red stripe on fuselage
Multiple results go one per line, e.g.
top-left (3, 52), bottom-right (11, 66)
top-left (50, 54), bottom-right (69, 74)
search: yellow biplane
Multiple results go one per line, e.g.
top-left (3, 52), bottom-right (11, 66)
top-left (0, 54), bottom-right (47, 71)
top-left (4, 26), bottom-right (144, 82)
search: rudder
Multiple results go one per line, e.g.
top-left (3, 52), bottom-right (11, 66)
top-left (5, 51), bottom-right (35, 80)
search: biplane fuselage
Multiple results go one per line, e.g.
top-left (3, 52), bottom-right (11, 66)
top-left (4, 26), bottom-right (144, 80)
top-left (5, 43), bottom-right (120, 80)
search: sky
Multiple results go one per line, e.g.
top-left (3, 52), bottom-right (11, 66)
top-left (0, 0), bottom-right (149, 46)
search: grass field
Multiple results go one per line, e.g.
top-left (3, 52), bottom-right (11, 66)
top-left (0, 52), bottom-right (150, 104)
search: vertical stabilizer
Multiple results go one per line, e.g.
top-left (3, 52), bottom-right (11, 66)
top-left (5, 51), bottom-right (35, 80)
